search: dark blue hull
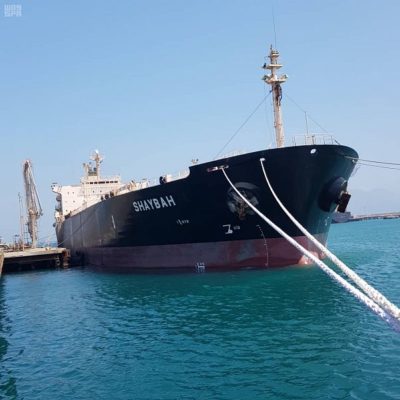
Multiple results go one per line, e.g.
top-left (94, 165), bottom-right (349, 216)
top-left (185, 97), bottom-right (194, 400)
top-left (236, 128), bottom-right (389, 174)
top-left (56, 144), bottom-right (358, 270)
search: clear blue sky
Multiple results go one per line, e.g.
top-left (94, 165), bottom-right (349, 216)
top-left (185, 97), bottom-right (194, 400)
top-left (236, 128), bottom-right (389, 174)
top-left (1, 0), bottom-right (399, 242)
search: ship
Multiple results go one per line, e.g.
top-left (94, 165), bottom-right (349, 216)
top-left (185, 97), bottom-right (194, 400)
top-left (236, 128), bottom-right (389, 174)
top-left (332, 211), bottom-right (353, 223)
top-left (52, 47), bottom-right (358, 272)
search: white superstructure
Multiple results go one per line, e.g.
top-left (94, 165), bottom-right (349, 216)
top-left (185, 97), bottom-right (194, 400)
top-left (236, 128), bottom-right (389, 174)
top-left (52, 151), bottom-right (123, 221)
top-left (52, 150), bottom-right (190, 223)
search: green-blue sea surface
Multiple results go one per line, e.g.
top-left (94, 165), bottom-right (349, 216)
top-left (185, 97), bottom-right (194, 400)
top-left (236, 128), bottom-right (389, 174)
top-left (1, 219), bottom-right (399, 399)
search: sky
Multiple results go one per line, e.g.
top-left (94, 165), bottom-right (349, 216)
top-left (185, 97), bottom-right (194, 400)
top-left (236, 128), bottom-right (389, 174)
top-left (0, 0), bottom-right (399, 243)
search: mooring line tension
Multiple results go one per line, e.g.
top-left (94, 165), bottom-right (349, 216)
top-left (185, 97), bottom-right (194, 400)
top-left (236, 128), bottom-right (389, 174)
top-left (221, 168), bottom-right (400, 332)
top-left (259, 158), bottom-right (400, 323)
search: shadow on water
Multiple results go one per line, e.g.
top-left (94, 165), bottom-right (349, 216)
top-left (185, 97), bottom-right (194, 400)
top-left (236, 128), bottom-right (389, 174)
top-left (0, 279), bottom-right (18, 399)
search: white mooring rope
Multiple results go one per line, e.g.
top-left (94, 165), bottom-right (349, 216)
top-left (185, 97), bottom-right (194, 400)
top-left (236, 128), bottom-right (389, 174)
top-left (259, 158), bottom-right (400, 323)
top-left (221, 168), bottom-right (400, 332)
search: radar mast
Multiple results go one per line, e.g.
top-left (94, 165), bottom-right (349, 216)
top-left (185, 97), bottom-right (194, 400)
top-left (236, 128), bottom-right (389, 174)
top-left (90, 150), bottom-right (104, 179)
top-left (262, 46), bottom-right (288, 148)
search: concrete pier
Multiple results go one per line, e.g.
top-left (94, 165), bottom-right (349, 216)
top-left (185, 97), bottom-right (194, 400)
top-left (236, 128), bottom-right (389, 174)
top-left (333, 211), bottom-right (400, 224)
top-left (2, 247), bottom-right (70, 274)
top-left (351, 212), bottom-right (400, 222)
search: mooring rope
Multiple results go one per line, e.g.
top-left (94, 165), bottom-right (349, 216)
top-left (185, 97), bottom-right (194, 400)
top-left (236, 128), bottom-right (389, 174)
top-left (345, 156), bottom-right (400, 166)
top-left (259, 158), bottom-right (400, 322)
top-left (221, 168), bottom-right (400, 331)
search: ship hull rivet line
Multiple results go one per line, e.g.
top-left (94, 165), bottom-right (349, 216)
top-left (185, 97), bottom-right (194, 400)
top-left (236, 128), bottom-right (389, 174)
top-left (221, 168), bottom-right (400, 332)
top-left (259, 157), bottom-right (400, 323)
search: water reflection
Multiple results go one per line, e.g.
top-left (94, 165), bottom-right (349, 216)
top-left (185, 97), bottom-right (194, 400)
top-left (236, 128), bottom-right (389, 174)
top-left (0, 237), bottom-right (398, 400)
top-left (88, 267), bottom-right (387, 400)
top-left (0, 279), bottom-right (18, 399)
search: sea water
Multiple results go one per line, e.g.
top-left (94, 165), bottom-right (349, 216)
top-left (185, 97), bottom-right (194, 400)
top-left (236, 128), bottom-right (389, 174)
top-left (0, 219), bottom-right (399, 400)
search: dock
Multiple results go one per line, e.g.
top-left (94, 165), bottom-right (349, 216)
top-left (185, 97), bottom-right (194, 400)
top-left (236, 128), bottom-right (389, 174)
top-left (333, 211), bottom-right (400, 224)
top-left (2, 247), bottom-right (70, 274)
top-left (351, 212), bottom-right (400, 222)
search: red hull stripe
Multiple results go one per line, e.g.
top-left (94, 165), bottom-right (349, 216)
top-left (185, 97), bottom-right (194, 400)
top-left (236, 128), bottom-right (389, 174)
top-left (83, 234), bottom-right (327, 271)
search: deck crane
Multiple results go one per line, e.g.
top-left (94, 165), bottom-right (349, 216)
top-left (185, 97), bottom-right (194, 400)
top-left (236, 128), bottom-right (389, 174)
top-left (23, 160), bottom-right (43, 248)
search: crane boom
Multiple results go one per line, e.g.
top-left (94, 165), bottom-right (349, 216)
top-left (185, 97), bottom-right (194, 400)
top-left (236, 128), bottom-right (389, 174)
top-left (23, 160), bottom-right (43, 248)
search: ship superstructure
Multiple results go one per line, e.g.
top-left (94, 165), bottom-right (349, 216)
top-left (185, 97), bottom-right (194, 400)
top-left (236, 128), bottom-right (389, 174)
top-left (52, 151), bottom-right (123, 219)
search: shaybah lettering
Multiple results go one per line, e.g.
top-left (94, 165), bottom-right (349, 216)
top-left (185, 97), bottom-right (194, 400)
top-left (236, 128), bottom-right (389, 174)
top-left (133, 195), bottom-right (176, 212)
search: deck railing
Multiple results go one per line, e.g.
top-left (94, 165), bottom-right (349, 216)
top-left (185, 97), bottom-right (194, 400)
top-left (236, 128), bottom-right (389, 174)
top-left (291, 134), bottom-right (339, 146)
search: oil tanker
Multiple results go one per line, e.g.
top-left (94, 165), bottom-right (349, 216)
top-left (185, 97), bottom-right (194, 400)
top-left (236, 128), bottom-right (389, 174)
top-left (52, 47), bottom-right (358, 271)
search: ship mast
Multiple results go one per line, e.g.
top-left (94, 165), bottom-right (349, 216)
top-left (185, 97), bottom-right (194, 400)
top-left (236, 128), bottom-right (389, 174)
top-left (90, 150), bottom-right (103, 180)
top-left (262, 46), bottom-right (288, 148)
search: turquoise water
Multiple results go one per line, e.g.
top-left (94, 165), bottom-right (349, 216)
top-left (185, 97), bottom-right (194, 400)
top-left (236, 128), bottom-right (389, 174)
top-left (1, 219), bottom-right (399, 399)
